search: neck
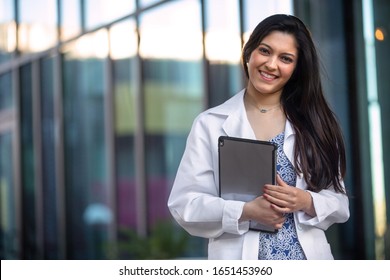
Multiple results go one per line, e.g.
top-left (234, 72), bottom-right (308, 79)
top-left (245, 86), bottom-right (281, 106)
top-left (244, 92), bottom-right (281, 113)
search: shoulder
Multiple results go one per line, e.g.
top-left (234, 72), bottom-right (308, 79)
top-left (186, 89), bottom-right (245, 139)
top-left (197, 89), bottom-right (245, 121)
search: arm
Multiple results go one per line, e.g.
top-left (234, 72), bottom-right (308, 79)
top-left (240, 195), bottom-right (286, 229)
top-left (167, 115), bottom-right (250, 238)
top-left (263, 175), bottom-right (349, 230)
top-left (263, 175), bottom-right (316, 217)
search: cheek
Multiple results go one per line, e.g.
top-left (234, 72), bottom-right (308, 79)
top-left (247, 61), bottom-right (258, 76)
top-left (282, 65), bottom-right (296, 79)
top-left (248, 52), bottom-right (264, 65)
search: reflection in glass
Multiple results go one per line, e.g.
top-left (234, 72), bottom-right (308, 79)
top-left (205, 0), bottom-right (241, 63)
top-left (139, 0), bottom-right (161, 8)
top-left (110, 20), bottom-right (138, 230)
top-left (85, 0), bottom-right (136, 30)
top-left (40, 56), bottom-right (58, 259)
top-left (243, 0), bottom-right (293, 42)
top-left (20, 64), bottom-right (36, 259)
top-left (60, 0), bottom-right (81, 41)
top-left (205, 0), bottom-right (243, 107)
top-left (0, 132), bottom-right (16, 259)
top-left (139, 0), bottom-right (203, 234)
top-left (363, 0), bottom-right (387, 259)
top-left (109, 20), bottom-right (138, 59)
top-left (18, 0), bottom-right (57, 53)
top-left (0, 72), bottom-right (13, 110)
top-left (0, 0), bottom-right (16, 63)
top-left (63, 29), bottom-right (109, 59)
top-left (139, 0), bottom-right (202, 61)
top-left (373, 3), bottom-right (390, 258)
top-left (62, 30), bottom-right (111, 259)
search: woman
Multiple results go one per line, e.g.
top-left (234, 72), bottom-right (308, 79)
top-left (168, 14), bottom-right (349, 260)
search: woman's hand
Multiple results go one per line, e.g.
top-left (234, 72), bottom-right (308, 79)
top-left (263, 175), bottom-right (316, 217)
top-left (240, 195), bottom-right (286, 229)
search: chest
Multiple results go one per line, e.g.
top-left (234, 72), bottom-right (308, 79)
top-left (246, 110), bottom-right (286, 141)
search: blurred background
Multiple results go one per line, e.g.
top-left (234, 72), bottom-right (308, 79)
top-left (0, 0), bottom-right (389, 260)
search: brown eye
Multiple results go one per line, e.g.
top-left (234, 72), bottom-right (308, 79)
top-left (258, 47), bottom-right (270, 55)
top-left (281, 56), bottom-right (294, 64)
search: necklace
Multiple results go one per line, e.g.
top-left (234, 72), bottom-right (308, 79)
top-left (259, 105), bottom-right (280, 113)
top-left (245, 95), bottom-right (281, 113)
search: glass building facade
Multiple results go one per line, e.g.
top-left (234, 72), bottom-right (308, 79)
top-left (0, 0), bottom-right (389, 259)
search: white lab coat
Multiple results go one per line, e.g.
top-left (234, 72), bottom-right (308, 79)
top-left (168, 89), bottom-right (350, 260)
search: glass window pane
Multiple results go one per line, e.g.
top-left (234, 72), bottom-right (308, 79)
top-left (62, 30), bottom-right (111, 259)
top-left (139, 0), bottom-right (205, 257)
top-left (0, 72), bottom-right (13, 110)
top-left (85, 0), bottom-right (136, 30)
top-left (0, 131), bottom-right (17, 259)
top-left (18, 0), bottom-right (57, 53)
top-left (372, 0), bottom-right (389, 259)
top-left (40, 56), bottom-right (58, 259)
top-left (0, 0), bottom-right (16, 63)
top-left (20, 63), bottom-right (37, 259)
top-left (139, 0), bottom-right (161, 8)
top-left (243, 0), bottom-right (293, 42)
top-left (205, 0), bottom-right (243, 106)
top-left (109, 20), bottom-right (138, 230)
top-left (60, 0), bottom-right (81, 41)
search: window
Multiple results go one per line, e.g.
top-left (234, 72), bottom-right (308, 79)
top-left (0, 0), bottom-right (16, 63)
top-left (85, 0), bottom-right (136, 30)
top-left (110, 20), bottom-right (138, 230)
top-left (204, 0), bottom-right (243, 106)
top-left (0, 131), bottom-right (16, 259)
top-left (18, 0), bottom-right (57, 53)
top-left (40, 56), bottom-right (58, 259)
top-left (62, 30), bottom-right (111, 259)
top-left (0, 73), bottom-right (13, 110)
top-left (140, 0), bottom-right (204, 226)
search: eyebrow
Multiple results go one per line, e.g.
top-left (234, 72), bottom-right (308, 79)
top-left (259, 42), bottom-right (297, 58)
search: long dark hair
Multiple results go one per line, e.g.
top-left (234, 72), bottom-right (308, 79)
top-left (242, 14), bottom-right (346, 193)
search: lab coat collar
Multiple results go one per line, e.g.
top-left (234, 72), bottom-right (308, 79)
top-left (208, 89), bottom-right (296, 142)
top-left (208, 89), bottom-right (256, 139)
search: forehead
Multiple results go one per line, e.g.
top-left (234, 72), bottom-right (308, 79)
top-left (260, 31), bottom-right (298, 54)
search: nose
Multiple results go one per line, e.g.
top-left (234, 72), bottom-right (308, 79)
top-left (265, 56), bottom-right (277, 70)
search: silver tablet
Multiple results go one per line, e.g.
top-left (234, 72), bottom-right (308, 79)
top-left (218, 136), bottom-right (277, 232)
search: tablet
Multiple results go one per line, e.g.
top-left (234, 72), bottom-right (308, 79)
top-left (218, 136), bottom-right (277, 232)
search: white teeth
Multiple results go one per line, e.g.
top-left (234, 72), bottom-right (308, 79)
top-left (260, 71), bottom-right (275, 79)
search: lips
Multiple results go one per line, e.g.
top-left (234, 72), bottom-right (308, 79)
top-left (260, 71), bottom-right (277, 81)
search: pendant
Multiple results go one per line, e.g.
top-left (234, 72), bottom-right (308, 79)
top-left (260, 109), bottom-right (267, 113)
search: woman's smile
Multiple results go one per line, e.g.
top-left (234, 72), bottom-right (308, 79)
top-left (259, 70), bottom-right (278, 81)
top-left (246, 31), bottom-right (298, 98)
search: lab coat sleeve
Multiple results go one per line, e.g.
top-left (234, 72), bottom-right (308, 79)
top-left (296, 181), bottom-right (350, 230)
top-left (167, 114), bottom-right (250, 238)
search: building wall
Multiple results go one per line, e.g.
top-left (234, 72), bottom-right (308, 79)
top-left (0, 0), bottom-right (388, 259)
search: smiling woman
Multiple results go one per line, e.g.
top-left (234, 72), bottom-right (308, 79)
top-left (246, 32), bottom-right (297, 102)
top-left (244, 31), bottom-right (297, 142)
top-left (0, 0), bottom-right (385, 262)
top-left (168, 14), bottom-right (349, 260)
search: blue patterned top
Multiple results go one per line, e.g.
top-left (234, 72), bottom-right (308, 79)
top-left (258, 132), bottom-right (306, 260)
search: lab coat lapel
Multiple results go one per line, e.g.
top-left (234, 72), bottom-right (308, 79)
top-left (283, 120), bottom-right (295, 164)
top-left (220, 90), bottom-right (256, 140)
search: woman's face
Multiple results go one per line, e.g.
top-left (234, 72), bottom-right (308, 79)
top-left (247, 31), bottom-right (298, 98)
